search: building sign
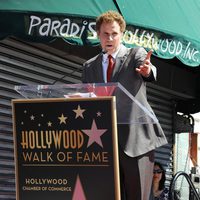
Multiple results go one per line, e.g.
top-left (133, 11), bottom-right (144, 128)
top-left (124, 26), bottom-right (200, 67)
top-left (26, 15), bottom-right (200, 67)
top-left (0, 12), bottom-right (199, 67)
top-left (12, 97), bottom-right (120, 200)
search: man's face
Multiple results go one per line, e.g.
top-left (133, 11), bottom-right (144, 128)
top-left (97, 21), bottom-right (123, 55)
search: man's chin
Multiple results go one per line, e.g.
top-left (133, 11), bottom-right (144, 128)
top-left (106, 49), bottom-right (114, 54)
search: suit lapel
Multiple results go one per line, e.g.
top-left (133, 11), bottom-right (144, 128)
top-left (111, 45), bottom-right (130, 81)
top-left (92, 46), bottom-right (130, 83)
top-left (94, 54), bottom-right (104, 82)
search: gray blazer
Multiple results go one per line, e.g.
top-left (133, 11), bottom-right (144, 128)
top-left (82, 45), bottom-right (167, 157)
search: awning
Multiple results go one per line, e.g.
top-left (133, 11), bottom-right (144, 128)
top-left (0, 0), bottom-right (200, 67)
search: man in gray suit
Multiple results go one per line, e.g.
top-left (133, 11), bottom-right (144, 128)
top-left (82, 10), bottom-right (167, 200)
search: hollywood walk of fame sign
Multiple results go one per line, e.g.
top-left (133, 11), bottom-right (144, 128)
top-left (12, 97), bottom-right (120, 200)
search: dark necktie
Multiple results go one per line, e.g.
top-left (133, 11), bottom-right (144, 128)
top-left (107, 55), bottom-right (115, 82)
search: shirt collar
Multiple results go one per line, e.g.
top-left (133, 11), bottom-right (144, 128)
top-left (102, 45), bottom-right (121, 63)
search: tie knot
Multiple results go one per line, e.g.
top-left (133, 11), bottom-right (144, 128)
top-left (108, 55), bottom-right (114, 65)
top-left (108, 54), bottom-right (113, 60)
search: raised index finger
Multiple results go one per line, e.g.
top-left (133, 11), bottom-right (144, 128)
top-left (146, 49), bottom-right (153, 60)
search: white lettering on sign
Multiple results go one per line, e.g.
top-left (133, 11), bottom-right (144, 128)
top-left (27, 15), bottom-right (199, 64)
top-left (123, 28), bottom-right (199, 64)
top-left (123, 29), bottom-right (158, 49)
top-left (28, 15), bottom-right (96, 39)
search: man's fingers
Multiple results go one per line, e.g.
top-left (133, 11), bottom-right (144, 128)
top-left (136, 67), bottom-right (140, 71)
top-left (136, 65), bottom-right (145, 73)
top-left (146, 49), bottom-right (153, 60)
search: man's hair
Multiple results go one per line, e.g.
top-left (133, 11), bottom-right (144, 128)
top-left (96, 10), bottom-right (126, 33)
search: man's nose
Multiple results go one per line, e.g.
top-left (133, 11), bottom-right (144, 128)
top-left (108, 35), bottom-right (114, 41)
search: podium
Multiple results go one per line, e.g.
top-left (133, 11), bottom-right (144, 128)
top-left (12, 83), bottom-right (159, 200)
top-left (14, 82), bottom-right (158, 125)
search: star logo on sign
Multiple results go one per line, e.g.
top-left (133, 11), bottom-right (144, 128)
top-left (82, 119), bottom-right (107, 148)
top-left (97, 111), bottom-right (102, 117)
top-left (30, 115), bottom-right (35, 120)
top-left (58, 113), bottom-right (67, 124)
top-left (47, 121), bottom-right (52, 127)
top-left (72, 175), bottom-right (86, 200)
top-left (73, 105), bottom-right (86, 119)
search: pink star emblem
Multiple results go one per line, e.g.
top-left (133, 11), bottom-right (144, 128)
top-left (82, 120), bottom-right (107, 148)
top-left (72, 175), bottom-right (86, 200)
